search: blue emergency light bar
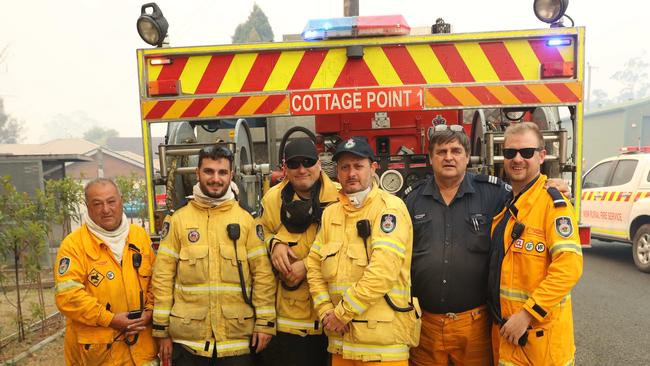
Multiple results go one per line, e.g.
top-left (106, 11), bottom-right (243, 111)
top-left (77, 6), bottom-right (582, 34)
top-left (302, 15), bottom-right (410, 41)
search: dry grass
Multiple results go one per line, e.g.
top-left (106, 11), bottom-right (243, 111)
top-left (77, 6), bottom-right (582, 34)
top-left (0, 286), bottom-right (58, 339)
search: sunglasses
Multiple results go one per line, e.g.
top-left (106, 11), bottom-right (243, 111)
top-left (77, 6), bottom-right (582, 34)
top-left (503, 147), bottom-right (542, 159)
top-left (434, 124), bottom-right (464, 132)
top-left (286, 157), bottom-right (318, 169)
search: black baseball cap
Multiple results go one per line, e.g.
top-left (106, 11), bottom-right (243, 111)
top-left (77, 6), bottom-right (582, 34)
top-left (333, 137), bottom-right (375, 162)
top-left (284, 138), bottom-right (318, 161)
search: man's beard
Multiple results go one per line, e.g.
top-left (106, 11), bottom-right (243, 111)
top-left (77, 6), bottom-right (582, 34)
top-left (200, 181), bottom-right (228, 199)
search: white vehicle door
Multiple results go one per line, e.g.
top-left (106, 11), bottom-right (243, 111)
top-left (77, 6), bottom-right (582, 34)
top-left (581, 159), bottom-right (616, 238)
top-left (605, 159), bottom-right (640, 239)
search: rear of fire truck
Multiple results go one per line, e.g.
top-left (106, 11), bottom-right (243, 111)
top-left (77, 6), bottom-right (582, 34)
top-left (135, 1), bottom-right (588, 245)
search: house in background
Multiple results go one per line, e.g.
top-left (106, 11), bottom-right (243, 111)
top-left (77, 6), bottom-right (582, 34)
top-left (583, 97), bottom-right (650, 171)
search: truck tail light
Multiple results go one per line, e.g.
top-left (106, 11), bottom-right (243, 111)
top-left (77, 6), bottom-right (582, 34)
top-left (149, 57), bottom-right (172, 65)
top-left (148, 80), bottom-right (179, 96)
top-left (541, 61), bottom-right (575, 78)
top-left (578, 224), bottom-right (591, 247)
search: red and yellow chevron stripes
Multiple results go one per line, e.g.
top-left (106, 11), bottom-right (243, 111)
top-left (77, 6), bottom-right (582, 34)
top-left (425, 81), bottom-right (582, 108)
top-left (142, 95), bottom-right (289, 120)
top-left (581, 191), bottom-right (650, 202)
top-left (144, 38), bottom-right (576, 96)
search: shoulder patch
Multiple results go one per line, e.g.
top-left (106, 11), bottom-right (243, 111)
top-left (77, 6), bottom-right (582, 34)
top-left (160, 222), bottom-right (170, 240)
top-left (475, 174), bottom-right (502, 185)
top-left (256, 224), bottom-right (264, 241)
top-left (58, 257), bottom-right (71, 275)
top-left (546, 187), bottom-right (567, 207)
top-left (555, 216), bottom-right (574, 238)
top-left (402, 178), bottom-right (427, 198)
top-left (380, 214), bottom-right (397, 233)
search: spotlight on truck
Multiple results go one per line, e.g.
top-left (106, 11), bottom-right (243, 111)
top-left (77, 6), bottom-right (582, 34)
top-left (533, 0), bottom-right (569, 25)
top-left (137, 3), bottom-right (169, 47)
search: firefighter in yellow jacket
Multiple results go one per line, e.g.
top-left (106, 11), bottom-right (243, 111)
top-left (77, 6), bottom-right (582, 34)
top-left (54, 178), bottom-right (158, 366)
top-left (152, 145), bottom-right (276, 366)
top-left (257, 138), bottom-right (339, 366)
top-left (307, 137), bottom-right (421, 366)
top-left (487, 123), bottom-right (583, 366)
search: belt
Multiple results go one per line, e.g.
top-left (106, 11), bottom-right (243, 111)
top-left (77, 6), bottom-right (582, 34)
top-left (423, 304), bottom-right (487, 322)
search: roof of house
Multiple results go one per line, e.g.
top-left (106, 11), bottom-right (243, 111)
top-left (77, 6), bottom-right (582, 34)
top-left (586, 96), bottom-right (650, 118)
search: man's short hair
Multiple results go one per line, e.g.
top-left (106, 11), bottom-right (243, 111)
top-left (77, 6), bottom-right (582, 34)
top-left (504, 122), bottom-right (544, 148)
top-left (84, 178), bottom-right (121, 202)
top-left (428, 129), bottom-right (471, 156)
top-left (198, 145), bottom-right (234, 169)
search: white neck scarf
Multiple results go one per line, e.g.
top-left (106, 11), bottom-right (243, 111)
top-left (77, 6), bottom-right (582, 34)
top-left (84, 211), bottom-right (129, 262)
top-left (345, 186), bottom-right (372, 208)
top-left (192, 182), bottom-right (235, 207)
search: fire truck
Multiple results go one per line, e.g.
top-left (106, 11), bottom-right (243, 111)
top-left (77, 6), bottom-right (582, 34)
top-left (135, 1), bottom-right (588, 243)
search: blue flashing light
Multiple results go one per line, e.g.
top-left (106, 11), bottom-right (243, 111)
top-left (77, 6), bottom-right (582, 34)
top-left (546, 38), bottom-right (572, 47)
top-left (301, 16), bottom-right (355, 41)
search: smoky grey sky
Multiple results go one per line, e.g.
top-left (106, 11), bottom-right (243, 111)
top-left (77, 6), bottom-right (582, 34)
top-left (0, 0), bottom-right (647, 143)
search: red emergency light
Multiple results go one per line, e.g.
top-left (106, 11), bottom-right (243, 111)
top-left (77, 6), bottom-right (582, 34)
top-left (620, 146), bottom-right (650, 153)
top-left (356, 15), bottom-right (410, 37)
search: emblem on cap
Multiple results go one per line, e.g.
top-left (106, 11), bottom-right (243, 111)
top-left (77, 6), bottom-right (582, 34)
top-left (188, 229), bottom-right (200, 243)
top-left (344, 139), bottom-right (356, 149)
top-left (555, 216), bottom-right (573, 238)
top-left (381, 214), bottom-right (396, 233)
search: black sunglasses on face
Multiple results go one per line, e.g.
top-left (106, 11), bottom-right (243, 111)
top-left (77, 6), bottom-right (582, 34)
top-left (503, 147), bottom-right (542, 159)
top-left (286, 157), bottom-right (317, 169)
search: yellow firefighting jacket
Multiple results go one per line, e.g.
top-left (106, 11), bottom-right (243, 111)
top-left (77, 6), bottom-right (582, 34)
top-left (54, 224), bottom-right (158, 366)
top-left (491, 175), bottom-right (583, 365)
top-left (152, 199), bottom-right (276, 358)
top-left (258, 171), bottom-right (339, 336)
top-left (306, 184), bottom-right (421, 362)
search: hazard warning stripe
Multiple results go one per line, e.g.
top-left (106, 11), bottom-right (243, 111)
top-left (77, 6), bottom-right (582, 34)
top-left (142, 95), bottom-right (290, 120)
top-left (425, 81), bottom-right (581, 108)
top-left (145, 38), bottom-right (576, 97)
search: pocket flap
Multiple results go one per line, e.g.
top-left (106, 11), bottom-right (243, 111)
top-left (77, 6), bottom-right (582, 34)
top-left (219, 244), bottom-right (236, 260)
top-left (356, 301), bottom-right (395, 322)
top-left (179, 245), bottom-right (209, 261)
top-left (346, 244), bottom-right (368, 261)
top-left (320, 241), bottom-right (342, 259)
top-left (171, 306), bottom-right (207, 320)
top-left (221, 303), bottom-right (254, 320)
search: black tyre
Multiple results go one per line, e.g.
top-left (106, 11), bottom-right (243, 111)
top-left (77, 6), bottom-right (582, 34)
top-left (632, 224), bottom-right (650, 273)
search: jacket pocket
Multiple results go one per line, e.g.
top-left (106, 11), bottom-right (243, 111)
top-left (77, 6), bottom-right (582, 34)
top-left (394, 297), bottom-right (422, 347)
top-left (346, 244), bottom-right (369, 281)
top-left (349, 302), bottom-right (396, 346)
top-left (465, 214), bottom-right (491, 253)
top-left (221, 303), bottom-right (254, 339)
top-left (320, 241), bottom-right (342, 281)
top-left (169, 306), bottom-right (209, 341)
top-left (277, 283), bottom-right (313, 320)
top-left (220, 244), bottom-right (248, 284)
top-left (178, 245), bottom-right (209, 285)
top-left (78, 343), bottom-right (111, 366)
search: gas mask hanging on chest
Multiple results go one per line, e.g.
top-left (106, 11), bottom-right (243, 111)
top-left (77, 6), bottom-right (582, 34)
top-left (280, 179), bottom-right (323, 233)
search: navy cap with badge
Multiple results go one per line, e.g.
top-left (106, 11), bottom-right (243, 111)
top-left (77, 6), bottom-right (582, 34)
top-left (333, 137), bottom-right (375, 162)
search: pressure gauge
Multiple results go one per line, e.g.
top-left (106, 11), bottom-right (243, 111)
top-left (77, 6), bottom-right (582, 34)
top-left (380, 169), bottom-right (404, 194)
top-left (405, 173), bottom-right (420, 188)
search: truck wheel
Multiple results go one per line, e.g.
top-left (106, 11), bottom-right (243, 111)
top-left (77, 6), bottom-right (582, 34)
top-left (632, 224), bottom-right (650, 273)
